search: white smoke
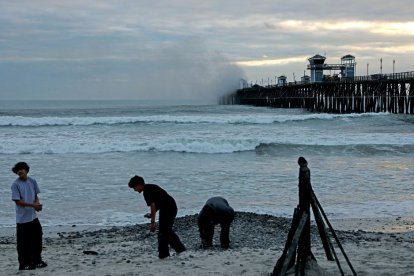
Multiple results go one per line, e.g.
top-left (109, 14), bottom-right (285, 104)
top-left (129, 38), bottom-right (246, 103)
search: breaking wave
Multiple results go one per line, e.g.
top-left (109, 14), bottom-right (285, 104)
top-left (1, 140), bottom-right (411, 155)
top-left (0, 112), bottom-right (388, 127)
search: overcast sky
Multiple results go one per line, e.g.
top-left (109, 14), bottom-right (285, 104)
top-left (1, 1), bottom-right (413, 101)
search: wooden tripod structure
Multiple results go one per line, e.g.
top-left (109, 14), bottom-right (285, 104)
top-left (272, 189), bottom-right (358, 276)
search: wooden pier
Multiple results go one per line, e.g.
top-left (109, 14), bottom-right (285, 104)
top-left (224, 71), bottom-right (414, 114)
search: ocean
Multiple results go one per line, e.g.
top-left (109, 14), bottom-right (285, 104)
top-left (0, 100), bottom-right (413, 228)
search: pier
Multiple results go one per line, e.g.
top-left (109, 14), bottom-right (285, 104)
top-left (223, 55), bottom-right (414, 114)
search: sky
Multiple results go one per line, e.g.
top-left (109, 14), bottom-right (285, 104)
top-left (1, 0), bottom-right (414, 101)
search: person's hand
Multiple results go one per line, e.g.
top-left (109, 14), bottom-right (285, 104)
top-left (33, 203), bottom-right (42, 212)
top-left (150, 222), bottom-right (156, 232)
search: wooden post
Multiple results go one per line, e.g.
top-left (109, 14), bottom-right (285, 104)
top-left (410, 82), bottom-right (414, 114)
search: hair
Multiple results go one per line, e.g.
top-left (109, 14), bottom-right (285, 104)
top-left (297, 156), bottom-right (307, 165)
top-left (128, 175), bottom-right (145, 188)
top-left (12, 162), bottom-right (30, 174)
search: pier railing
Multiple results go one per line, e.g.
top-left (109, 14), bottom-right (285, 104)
top-left (352, 71), bottom-right (414, 82)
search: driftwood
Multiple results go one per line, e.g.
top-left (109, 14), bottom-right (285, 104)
top-left (310, 196), bottom-right (333, 261)
top-left (272, 190), bottom-right (357, 276)
top-left (276, 212), bottom-right (309, 275)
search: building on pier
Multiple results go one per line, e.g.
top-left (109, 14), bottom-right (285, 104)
top-left (308, 54), bottom-right (326, 82)
top-left (307, 54), bottom-right (356, 83)
top-left (278, 75), bottom-right (287, 86)
top-left (340, 54), bottom-right (356, 78)
top-left (301, 75), bottom-right (311, 84)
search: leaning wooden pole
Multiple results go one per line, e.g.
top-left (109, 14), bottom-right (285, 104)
top-left (310, 193), bottom-right (334, 261)
top-left (311, 190), bottom-right (358, 276)
top-left (271, 209), bottom-right (300, 275)
top-left (310, 192), bottom-right (344, 275)
top-left (326, 232), bottom-right (345, 276)
top-left (274, 212), bottom-right (309, 276)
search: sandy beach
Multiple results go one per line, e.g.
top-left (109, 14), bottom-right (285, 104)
top-left (1, 212), bottom-right (413, 276)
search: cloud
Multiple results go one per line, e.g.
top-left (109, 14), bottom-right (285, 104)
top-left (0, 0), bottom-right (414, 98)
top-left (235, 56), bottom-right (309, 67)
top-left (124, 38), bottom-right (246, 102)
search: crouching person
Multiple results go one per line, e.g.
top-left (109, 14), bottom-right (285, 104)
top-left (198, 197), bottom-right (235, 249)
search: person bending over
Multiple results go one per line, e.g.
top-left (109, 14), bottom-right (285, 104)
top-left (198, 196), bottom-right (235, 249)
top-left (128, 175), bottom-right (186, 259)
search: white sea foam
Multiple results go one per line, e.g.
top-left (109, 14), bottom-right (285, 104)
top-left (0, 112), bottom-right (412, 155)
top-left (0, 137), bottom-right (261, 154)
top-left (0, 112), bottom-right (388, 126)
top-left (0, 136), bottom-right (412, 155)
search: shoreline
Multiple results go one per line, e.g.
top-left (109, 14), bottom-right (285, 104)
top-left (2, 212), bottom-right (413, 237)
top-left (1, 212), bottom-right (414, 275)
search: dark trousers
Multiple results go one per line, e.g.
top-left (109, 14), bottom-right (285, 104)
top-left (16, 218), bottom-right (43, 267)
top-left (200, 217), bottom-right (233, 248)
top-left (220, 222), bottom-right (231, 247)
top-left (158, 207), bottom-right (185, 258)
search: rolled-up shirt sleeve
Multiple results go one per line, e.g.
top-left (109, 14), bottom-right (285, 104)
top-left (11, 184), bottom-right (21, 201)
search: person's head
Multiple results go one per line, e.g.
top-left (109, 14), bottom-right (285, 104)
top-left (12, 162), bottom-right (30, 180)
top-left (128, 175), bottom-right (145, 193)
top-left (297, 156), bottom-right (308, 166)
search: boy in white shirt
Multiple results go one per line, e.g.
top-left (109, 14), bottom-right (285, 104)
top-left (11, 162), bottom-right (47, 270)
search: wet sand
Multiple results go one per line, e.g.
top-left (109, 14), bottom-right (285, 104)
top-left (1, 212), bottom-right (413, 275)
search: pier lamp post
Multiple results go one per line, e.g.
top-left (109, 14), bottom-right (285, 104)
top-left (380, 58), bottom-right (383, 74)
top-left (393, 60), bottom-right (395, 74)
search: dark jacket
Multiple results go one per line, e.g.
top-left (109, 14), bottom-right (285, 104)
top-left (143, 184), bottom-right (176, 211)
top-left (198, 197), bottom-right (234, 227)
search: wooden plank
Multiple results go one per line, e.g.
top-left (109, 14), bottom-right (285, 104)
top-left (278, 212), bottom-right (309, 276)
top-left (310, 192), bottom-right (334, 261)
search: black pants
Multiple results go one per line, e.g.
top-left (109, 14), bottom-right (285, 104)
top-left (158, 207), bottom-right (185, 258)
top-left (200, 216), bottom-right (234, 248)
top-left (16, 218), bottom-right (43, 267)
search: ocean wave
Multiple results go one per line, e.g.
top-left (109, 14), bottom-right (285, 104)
top-left (1, 139), bottom-right (411, 155)
top-left (255, 143), bottom-right (414, 155)
top-left (1, 139), bottom-right (258, 154)
top-left (0, 112), bottom-right (388, 127)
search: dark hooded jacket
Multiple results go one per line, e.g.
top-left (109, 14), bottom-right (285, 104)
top-left (198, 197), bottom-right (234, 227)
